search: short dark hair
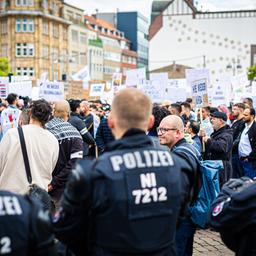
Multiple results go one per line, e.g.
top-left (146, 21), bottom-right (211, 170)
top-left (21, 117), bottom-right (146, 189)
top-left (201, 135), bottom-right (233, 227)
top-left (181, 102), bottom-right (191, 110)
top-left (244, 97), bottom-right (253, 104)
top-left (246, 107), bottom-right (256, 117)
top-left (186, 97), bottom-right (193, 104)
top-left (6, 93), bottom-right (18, 105)
top-left (30, 99), bottom-right (52, 126)
top-left (233, 103), bottom-right (246, 110)
top-left (188, 120), bottom-right (200, 134)
top-left (151, 105), bottom-right (170, 133)
top-left (69, 99), bottom-right (81, 112)
top-left (170, 103), bottom-right (182, 114)
top-left (202, 106), bottom-right (211, 113)
top-left (210, 107), bottom-right (219, 114)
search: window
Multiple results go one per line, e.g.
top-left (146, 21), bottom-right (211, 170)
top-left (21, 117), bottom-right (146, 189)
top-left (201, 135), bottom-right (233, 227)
top-left (80, 32), bottom-right (87, 44)
top-left (43, 21), bottom-right (49, 35)
top-left (16, 0), bottom-right (33, 6)
top-left (16, 67), bottom-right (34, 77)
top-left (72, 51), bottom-right (79, 64)
top-left (53, 24), bottom-right (59, 38)
top-left (16, 18), bottom-right (34, 32)
top-left (63, 28), bottom-right (68, 40)
top-left (1, 19), bottom-right (7, 34)
top-left (71, 30), bottom-right (78, 42)
top-left (1, 44), bottom-right (8, 57)
top-left (16, 43), bottom-right (34, 57)
top-left (42, 45), bottom-right (49, 58)
top-left (80, 53), bottom-right (86, 65)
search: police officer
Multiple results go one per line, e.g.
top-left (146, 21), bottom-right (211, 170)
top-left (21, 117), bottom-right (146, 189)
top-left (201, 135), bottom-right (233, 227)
top-left (209, 177), bottom-right (256, 256)
top-left (0, 190), bottom-right (57, 255)
top-left (54, 88), bottom-right (196, 256)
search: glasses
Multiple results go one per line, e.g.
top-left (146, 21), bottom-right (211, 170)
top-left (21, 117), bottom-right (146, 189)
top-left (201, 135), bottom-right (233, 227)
top-left (157, 127), bottom-right (177, 134)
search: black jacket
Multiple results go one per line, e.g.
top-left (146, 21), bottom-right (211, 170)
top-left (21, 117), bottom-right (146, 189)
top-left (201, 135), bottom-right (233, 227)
top-left (54, 129), bottom-right (195, 256)
top-left (204, 125), bottom-right (233, 186)
top-left (231, 118), bottom-right (245, 154)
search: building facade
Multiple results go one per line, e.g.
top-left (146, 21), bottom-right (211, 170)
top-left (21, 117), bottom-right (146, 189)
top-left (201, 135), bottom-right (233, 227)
top-left (117, 12), bottom-right (149, 69)
top-left (149, 0), bottom-right (256, 81)
top-left (0, 0), bottom-right (71, 81)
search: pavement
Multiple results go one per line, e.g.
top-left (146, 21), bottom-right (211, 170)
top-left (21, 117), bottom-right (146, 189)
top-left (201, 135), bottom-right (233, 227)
top-left (193, 229), bottom-right (234, 256)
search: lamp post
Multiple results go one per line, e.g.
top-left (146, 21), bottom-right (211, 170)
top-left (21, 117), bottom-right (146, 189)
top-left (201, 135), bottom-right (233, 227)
top-left (226, 58), bottom-right (242, 76)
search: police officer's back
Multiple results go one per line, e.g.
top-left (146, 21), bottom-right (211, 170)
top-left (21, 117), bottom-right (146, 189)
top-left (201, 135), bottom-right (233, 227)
top-left (54, 88), bottom-right (195, 256)
top-left (0, 190), bottom-right (57, 255)
top-left (209, 177), bottom-right (256, 256)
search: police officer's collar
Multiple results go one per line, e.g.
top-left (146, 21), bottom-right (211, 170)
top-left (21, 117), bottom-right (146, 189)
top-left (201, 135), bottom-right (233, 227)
top-left (105, 129), bottom-right (152, 151)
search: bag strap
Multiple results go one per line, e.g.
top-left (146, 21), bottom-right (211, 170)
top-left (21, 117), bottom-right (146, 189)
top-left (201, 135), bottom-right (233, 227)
top-left (18, 126), bottom-right (32, 184)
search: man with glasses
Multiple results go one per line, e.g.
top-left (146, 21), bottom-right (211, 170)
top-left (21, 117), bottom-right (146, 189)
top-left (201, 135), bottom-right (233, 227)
top-left (158, 115), bottom-right (201, 256)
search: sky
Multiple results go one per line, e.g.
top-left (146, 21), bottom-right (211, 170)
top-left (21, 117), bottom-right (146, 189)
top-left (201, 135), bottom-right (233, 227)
top-left (65, 0), bottom-right (256, 20)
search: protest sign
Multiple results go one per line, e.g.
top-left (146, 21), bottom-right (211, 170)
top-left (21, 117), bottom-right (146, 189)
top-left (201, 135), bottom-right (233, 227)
top-left (89, 83), bottom-right (105, 97)
top-left (166, 79), bottom-right (187, 102)
top-left (8, 81), bottom-right (32, 98)
top-left (186, 69), bottom-right (210, 107)
top-left (0, 77), bottom-right (8, 98)
top-left (125, 68), bottom-right (146, 87)
top-left (39, 81), bottom-right (64, 101)
top-left (112, 73), bottom-right (122, 86)
top-left (140, 79), bottom-right (163, 103)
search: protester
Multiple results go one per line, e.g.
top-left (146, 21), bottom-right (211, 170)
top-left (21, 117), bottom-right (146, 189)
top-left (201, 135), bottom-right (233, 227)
top-left (46, 100), bottom-right (83, 204)
top-left (0, 93), bottom-right (21, 136)
top-left (0, 99), bottom-right (59, 194)
top-left (185, 120), bottom-right (202, 153)
top-left (68, 99), bottom-right (95, 156)
top-left (158, 115), bottom-right (201, 256)
top-left (231, 103), bottom-right (245, 178)
top-left (200, 111), bottom-right (233, 187)
top-left (198, 106), bottom-right (213, 137)
top-left (238, 107), bottom-right (256, 178)
top-left (0, 190), bottom-right (58, 255)
top-left (54, 88), bottom-right (195, 256)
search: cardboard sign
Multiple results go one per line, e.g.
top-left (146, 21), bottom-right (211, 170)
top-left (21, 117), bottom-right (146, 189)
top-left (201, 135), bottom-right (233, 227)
top-left (39, 81), bottom-right (64, 101)
top-left (89, 83), bottom-right (105, 97)
top-left (112, 73), bottom-right (122, 86)
top-left (186, 69), bottom-right (210, 107)
top-left (8, 81), bottom-right (32, 98)
top-left (140, 79), bottom-right (163, 103)
top-left (72, 66), bottom-right (90, 81)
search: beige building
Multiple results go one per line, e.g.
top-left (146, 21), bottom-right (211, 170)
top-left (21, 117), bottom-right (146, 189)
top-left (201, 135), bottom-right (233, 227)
top-left (0, 0), bottom-right (70, 81)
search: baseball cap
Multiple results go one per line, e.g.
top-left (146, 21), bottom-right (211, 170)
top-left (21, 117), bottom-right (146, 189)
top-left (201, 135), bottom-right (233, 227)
top-left (210, 111), bottom-right (227, 121)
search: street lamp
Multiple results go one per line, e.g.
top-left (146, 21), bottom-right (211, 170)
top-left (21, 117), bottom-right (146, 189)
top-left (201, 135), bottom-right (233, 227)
top-left (226, 58), bottom-right (242, 76)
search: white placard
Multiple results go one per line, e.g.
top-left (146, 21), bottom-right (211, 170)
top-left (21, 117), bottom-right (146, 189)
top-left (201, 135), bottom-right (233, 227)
top-left (40, 72), bottom-right (48, 82)
top-left (39, 81), bottom-right (64, 101)
top-left (72, 66), bottom-right (90, 81)
top-left (31, 87), bottom-right (39, 100)
top-left (140, 79), bottom-right (163, 103)
top-left (125, 68), bottom-right (146, 87)
top-left (186, 69), bottom-right (210, 107)
top-left (89, 83), bottom-right (105, 97)
top-left (0, 77), bottom-right (9, 98)
top-left (8, 81), bottom-right (32, 98)
top-left (166, 79), bottom-right (187, 102)
top-left (11, 76), bottom-right (31, 82)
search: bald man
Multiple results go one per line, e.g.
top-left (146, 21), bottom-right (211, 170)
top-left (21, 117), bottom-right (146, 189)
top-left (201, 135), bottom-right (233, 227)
top-left (45, 100), bottom-right (83, 204)
top-left (158, 115), bottom-right (201, 256)
top-left (54, 88), bottom-right (195, 256)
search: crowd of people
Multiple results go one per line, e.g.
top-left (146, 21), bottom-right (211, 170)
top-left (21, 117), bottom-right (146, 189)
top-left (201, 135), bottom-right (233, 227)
top-left (0, 90), bottom-right (256, 255)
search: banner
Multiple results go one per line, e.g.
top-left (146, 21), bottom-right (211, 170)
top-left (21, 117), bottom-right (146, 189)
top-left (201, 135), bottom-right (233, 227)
top-left (11, 76), bottom-right (31, 83)
top-left (0, 77), bottom-right (8, 98)
top-left (166, 79), bottom-right (187, 102)
top-left (89, 83), bottom-right (105, 97)
top-left (186, 69), bottom-right (210, 107)
top-left (39, 81), bottom-right (64, 101)
top-left (8, 81), bottom-right (33, 98)
top-left (125, 68), bottom-right (146, 87)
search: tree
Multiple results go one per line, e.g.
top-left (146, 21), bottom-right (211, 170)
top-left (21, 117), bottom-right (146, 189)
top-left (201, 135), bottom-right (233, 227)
top-left (247, 65), bottom-right (256, 81)
top-left (0, 58), bottom-right (10, 76)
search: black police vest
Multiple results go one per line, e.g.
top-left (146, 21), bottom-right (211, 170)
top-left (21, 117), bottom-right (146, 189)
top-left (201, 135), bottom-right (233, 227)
top-left (0, 191), bottom-right (31, 256)
top-left (92, 147), bottom-right (185, 253)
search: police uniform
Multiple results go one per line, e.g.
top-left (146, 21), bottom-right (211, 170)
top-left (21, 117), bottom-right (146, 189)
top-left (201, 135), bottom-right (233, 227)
top-left (209, 177), bottom-right (256, 256)
top-left (54, 129), bottom-right (195, 256)
top-left (0, 190), bottom-right (57, 256)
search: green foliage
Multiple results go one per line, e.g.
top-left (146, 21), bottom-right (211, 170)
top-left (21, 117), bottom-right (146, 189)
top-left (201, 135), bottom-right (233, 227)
top-left (0, 58), bottom-right (10, 76)
top-left (247, 65), bottom-right (256, 81)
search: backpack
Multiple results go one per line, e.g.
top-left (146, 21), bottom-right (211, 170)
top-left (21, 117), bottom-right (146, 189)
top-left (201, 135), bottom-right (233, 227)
top-left (174, 145), bottom-right (223, 228)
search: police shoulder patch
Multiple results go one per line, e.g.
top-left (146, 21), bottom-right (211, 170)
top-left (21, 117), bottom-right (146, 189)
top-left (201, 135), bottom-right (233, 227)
top-left (212, 197), bottom-right (230, 217)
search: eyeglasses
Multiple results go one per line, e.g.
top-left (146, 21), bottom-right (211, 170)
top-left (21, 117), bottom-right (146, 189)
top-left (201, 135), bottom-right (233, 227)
top-left (157, 127), bottom-right (177, 134)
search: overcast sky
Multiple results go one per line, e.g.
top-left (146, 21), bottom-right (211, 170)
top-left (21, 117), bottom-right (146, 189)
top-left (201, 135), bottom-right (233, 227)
top-left (65, 0), bottom-right (256, 19)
